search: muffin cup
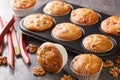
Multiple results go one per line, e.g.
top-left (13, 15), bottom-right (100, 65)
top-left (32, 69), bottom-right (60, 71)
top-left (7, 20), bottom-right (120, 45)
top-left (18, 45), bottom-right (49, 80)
top-left (11, 6), bottom-right (34, 17)
top-left (82, 35), bottom-right (114, 53)
top-left (51, 31), bottom-right (82, 41)
top-left (70, 58), bottom-right (103, 80)
top-left (43, 4), bottom-right (72, 16)
top-left (51, 26), bottom-right (83, 41)
top-left (70, 13), bottom-right (101, 26)
top-left (83, 40), bottom-right (114, 53)
top-left (44, 42), bottom-right (68, 73)
top-left (54, 43), bottom-right (68, 73)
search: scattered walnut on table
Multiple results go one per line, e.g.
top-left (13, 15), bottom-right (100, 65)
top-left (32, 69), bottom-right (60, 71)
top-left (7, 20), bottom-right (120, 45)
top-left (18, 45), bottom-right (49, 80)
top-left (109, 66), bottom-right (120, 78)
top-left (114, 56), bottom-right (120, 64)
top-left (27, 43), bottom-right (39, 53)
top-left (0, 56), bottom-right (7, 65)
top-left (60, 74), bottom-right (73, 80)
top-left (103, 59), bottom-right (114, 67)
top-left (2, 56), bottom-right (7, 65)
top-left (33, 66), bottom-right (46, 76)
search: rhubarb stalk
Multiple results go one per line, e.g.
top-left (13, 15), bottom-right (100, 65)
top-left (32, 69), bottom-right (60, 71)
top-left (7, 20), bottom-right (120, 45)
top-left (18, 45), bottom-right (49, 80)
top-left (11, 26), bottom-right (20, 56)
top-left (0, 17), bottom-right (4, 55)
top-left (19, 32), bottom-right (30, 64)
top-left (7, 31), bottom-right (14, 69)
top-left (0, 15), bottom-right (15, 44)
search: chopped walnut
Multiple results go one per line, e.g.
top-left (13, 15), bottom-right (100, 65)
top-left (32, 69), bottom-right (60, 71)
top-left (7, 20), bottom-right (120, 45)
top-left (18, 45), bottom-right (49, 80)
top-left (2, 56), bottom-right (7, 65)
top-left (0, 56), bottom-right (7, 65)
top-left (60, 74), bottom-right (73, 80)
top-left (115, 56), bottom-right (120, 64)
top-left (103, 59), bottom-right (114, 67)
top-left (109, 66), bottom-right (120, 77)
top-left (33, 67), bottom-right (46, 76)
top-left (27, 43), bottom-right (39, 53)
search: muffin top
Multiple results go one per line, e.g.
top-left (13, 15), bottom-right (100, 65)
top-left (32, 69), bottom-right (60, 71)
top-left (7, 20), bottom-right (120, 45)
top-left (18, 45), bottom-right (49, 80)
top-left (71, 8), bottom-right (99, 25)
top-left (11, 0), bottom-right (36, 9)
top-left (23, 14), bottom-right (54, 31)
top-left (101, 16), bottom-right (120, 35)
top-left (52, 22), bottom-right (82, 41)
top-left (37, 42), bottom-right (63, 73)
top-left (43, 0), bottom-right (71, 16)
top-left (82, 34), bottom-right (113, 52)
top-left (70, 54), bottom-right (103, 75)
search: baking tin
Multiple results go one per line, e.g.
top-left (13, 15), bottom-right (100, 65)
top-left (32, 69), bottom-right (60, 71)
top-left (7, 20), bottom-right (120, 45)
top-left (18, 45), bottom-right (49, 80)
top-left (19, 2), bottom-right (120, 57)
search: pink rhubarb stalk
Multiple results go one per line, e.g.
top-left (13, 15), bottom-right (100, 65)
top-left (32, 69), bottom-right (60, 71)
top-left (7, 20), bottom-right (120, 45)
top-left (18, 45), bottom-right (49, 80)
top-left (19, 32), bottom-right (30, 64)
top-left (11, 26), bottom-right (20, 56)
top-left (0, 17), bottom-right (4, 55)
top-left (7, 31), bottom-right (14, 69)
top-left (0, 15), bottom-right (15, 44)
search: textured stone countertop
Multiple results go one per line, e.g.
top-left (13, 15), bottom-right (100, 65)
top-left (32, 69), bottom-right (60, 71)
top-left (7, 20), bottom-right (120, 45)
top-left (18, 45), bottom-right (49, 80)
top-left (0, 0), bottom-right (120, 80)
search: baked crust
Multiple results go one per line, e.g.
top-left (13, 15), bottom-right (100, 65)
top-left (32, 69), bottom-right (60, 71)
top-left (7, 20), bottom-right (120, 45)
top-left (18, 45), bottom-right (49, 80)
top-left (101, 16), bottom-right (120, 35)
top-left (71, 8), bottom-right (99, 25)
top-left (82, 34), bottom-right (113, 52)
top-left (52, 22), bottom-right (82, 41)
top-left (23, 14), bottom-right (54, 31)
top-left (11, 0), bottom-right (36, 9)
top-left (43, 0), bottom-right (71, 16)
top-left (37, 43), bottom-right (62, 73)
top-left (70, 54), bottom-right (103, 75)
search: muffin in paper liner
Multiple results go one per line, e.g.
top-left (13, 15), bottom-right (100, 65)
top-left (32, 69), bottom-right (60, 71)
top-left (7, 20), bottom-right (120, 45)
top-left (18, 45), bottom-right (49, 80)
top-left (23, 13), bottom-right (55, 31)
top-left (37, 42), bottom-right (68, 73)
top-left (70, 54), bottom-right (103, 80)
top-left (43, 0), bottom-right (72, 16)
top-left (10, 0), bottom-right (36, 17)
top-left (11, 7), bottom-right (34, 17)
top-left (70, 8), bottom-right (100, 26)
top-left (100, 16), bottom-right (120, 35)
top-left (82, 34), bottom-right (114, 53)
top-left (51, 22), bottom-right (83, 41)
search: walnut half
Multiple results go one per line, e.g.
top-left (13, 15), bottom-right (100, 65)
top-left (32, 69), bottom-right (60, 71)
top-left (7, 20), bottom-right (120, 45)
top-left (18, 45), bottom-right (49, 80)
top-left (0, 56), bottom-right (7, 65)
top-left (60, 74), bottom-right (73, 80)
top-left (114, 56), bottom-right (120, 64)
top-left (103, 59), bottom-right (114, 67)
top-left (27, 43), bottom-right (39, 53)
top-left (33, 66), bottom-right (46, 76)
top-left (109, 66), bottom-right (120, 77)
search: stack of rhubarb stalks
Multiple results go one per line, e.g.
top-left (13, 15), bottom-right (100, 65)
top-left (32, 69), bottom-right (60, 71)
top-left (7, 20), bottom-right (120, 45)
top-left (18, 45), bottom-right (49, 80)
top-left (0, 16), bottom-right (30, 69)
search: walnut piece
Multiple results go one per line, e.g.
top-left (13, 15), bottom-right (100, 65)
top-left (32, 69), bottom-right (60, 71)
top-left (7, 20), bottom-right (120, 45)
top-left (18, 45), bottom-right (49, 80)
top-left (0, 56), bottom-right (7, 65)
top-left (115, 56), bottom-right (120, 64)
top-left (27, 43), bottom-right (39, 53)
top-left (33, 66), bottom-right (46, 76)
top-left (60, 74), bottom-right (73, 80)
top-left (109, 66), bottom-right (120, 77)
top-left (103, 59), bottom-right (114, 67)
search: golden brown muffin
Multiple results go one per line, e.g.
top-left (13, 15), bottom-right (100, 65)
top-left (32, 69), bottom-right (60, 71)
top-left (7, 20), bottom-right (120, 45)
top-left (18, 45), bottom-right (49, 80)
top-left (101, 16), bottom-right (120, 35)
top-left (52, 22), bottom-right (82, 41)
top-left (82, 34), bottom-right (113, 52)
top-left (23, 14), bottom-right (54, 31)
top-left (37, 42), bottom-right (66, 73)
top-left (70, 54), bottom-right (103, 75)
top-left (71, 8), bottom-right (99, 25)
top-left (43, 0), bottom-right (71, 16)
top-left (11, 0), bottom-right (36, 9)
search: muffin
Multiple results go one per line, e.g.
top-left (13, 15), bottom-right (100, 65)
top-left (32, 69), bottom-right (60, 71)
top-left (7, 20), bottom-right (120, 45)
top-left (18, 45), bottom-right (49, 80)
top-left (23, 14), bottom-right (54, 31)
top-left (101, 16), bottom-right (120, 35)
top-left (82, 34), bottom-right (113, 53)
top-left (37, 42), bottom-right (68, 73)
top-left (70, 8), bottom-right (99, 25)
top-left (10, 0), bottom-right (36, 17)
top-left (52, 22), bottom-right (83, 41)
top-left (70, 54), bottom-right (103, 80)
top-left (43, 0), bottom-right (71, 16)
